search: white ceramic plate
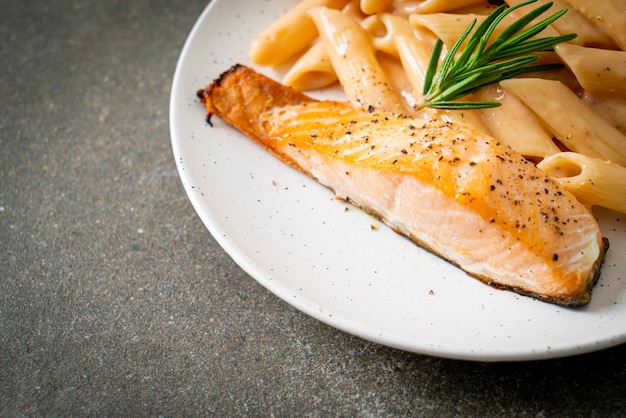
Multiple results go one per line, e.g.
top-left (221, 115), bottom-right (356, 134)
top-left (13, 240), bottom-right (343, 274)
top-left (170, 0), bottom-right (626, 361)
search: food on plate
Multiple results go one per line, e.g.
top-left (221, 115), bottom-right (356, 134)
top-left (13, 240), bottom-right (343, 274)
top-left (197, 64), bottom-right (608, 306)
top-left (537, 152), bottom-right (626, 214)
top-left (249, 0), bottom-right (626, 213)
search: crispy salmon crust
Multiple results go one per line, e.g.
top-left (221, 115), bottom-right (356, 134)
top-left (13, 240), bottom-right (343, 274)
top-left (197, 64), bottom-right (609, 307)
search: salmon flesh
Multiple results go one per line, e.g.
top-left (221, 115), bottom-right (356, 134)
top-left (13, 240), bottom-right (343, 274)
top-left (197, 64), bottom-right (608, 307)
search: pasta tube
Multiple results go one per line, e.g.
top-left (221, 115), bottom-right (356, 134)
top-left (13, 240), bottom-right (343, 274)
top-left (538, 152), bottom-right (626, 214)
top-left (505, 0), bottom-right (619, 49)
top-left (359, 0), bottom-right (388, 15)
top-left (475, 84), bottom-right (560, 158)
top-left (407, 0), bottom-right (486, 14)
top-left (583, 94), bottom-right (626, 136)
top-left (410, 13), bottom-right (485, 48)
top-left (556, 44), bottom-right (626, 96)
top-left (360, 14), bottom-right (400, 57)
top-left (393, 20), bottom-right (436, 98)
top-left (376, 51), bottom-right (419, 109)
top-left (249, 0), bottom-right (350, 66)
top-left (566, 0), bottom-right (626, 50)
top-left (360, 0), bottom-right (485, 15)
top-left (501, 78), bottom-right (626, 167)
top-left (283, 40), bottom-right (338, 90)
top-left (309, 7), bottom-right (407, 113)
top-left (410, 12), bottom-right (559, 50)
top-left (363, 13), bottom-right (436, 94)
top-left (283, 0), bottom-right (365, 90)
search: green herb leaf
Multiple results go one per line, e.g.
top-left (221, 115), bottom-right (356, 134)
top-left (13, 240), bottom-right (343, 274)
top-left (426, 100), bottom-right (502, 110)
top-left (420, 0), bottom-right (576, 110)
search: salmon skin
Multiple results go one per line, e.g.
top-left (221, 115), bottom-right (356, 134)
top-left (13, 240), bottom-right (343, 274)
top-left (197, 64), bottom-right (608, 307)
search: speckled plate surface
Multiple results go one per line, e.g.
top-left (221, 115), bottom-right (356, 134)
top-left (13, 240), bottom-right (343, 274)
top-left (170, 0), bottom-right (626, 361)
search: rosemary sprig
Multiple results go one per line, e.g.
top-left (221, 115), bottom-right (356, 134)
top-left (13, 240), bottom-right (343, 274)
top-left (419, 0), bottom-right (577, 110)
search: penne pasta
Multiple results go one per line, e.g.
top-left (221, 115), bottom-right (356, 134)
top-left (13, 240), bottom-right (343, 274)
top-left (327, 0), bottom-right (370, 25)
top-left (556, 43), bottom-right (626, 95)
top-left (361, 14), bottom-right (401, 56)
top-left (409, 13), bottom-right (485, 48)
top-left (363, 12), bottom-right (434, 58)
top-left (282, 40), bottom-right (338, 91)
top-left (375, 15), bottom-right (489, 131)
top-left (499, 4), bottom-right (562, 37)
top-left (501, 78), bottom-right (626, 167)
top-left (361, 0), bottom-right (486, 16)
top-left (393, 21), bottom-right (437, 99)
top-left (376, 51), bottom-right (419, 109)
top-left (410, 6), bottom-right (562, 50)
top-left (434, 107), bottom-right (489, 132)
top-left (407, 0), bottom-right (486, 14)
top-left (309, 7), bottom-right (407, 113)
top-left (359, 0), bottom-right (389, 15)
top-left (538, 152), bottom-right (626, 214)
top-left (566, 0), bottom-right (626, 50)
top-left (583, 93), bottom-right (626, 136)
top-left (505, 0), bottom-right (619, 49)
top-left (475, 84), bottom-right (561, 158)
top-left (343, 0), bottom-right (367, 18)
top-left (284, 2), bottom-right (383, 91)
top-left (452, 2), bottom-right (504, 15)
top-left (249, 0), bottom-right (350, 67)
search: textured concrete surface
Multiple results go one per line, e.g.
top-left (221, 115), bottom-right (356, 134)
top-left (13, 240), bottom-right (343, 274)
top-left (1, 0), bottom-right (625, 416)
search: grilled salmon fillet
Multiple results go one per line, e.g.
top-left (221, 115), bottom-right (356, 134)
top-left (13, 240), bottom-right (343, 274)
top-left (197, 64), bottom-right (608, 307)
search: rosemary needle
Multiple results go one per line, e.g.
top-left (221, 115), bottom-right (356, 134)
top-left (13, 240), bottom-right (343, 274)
top-left (419, 0), bottom-right (577, 110)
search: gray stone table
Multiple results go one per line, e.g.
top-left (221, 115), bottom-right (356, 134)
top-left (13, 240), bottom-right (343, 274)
top-left (1, 0), bottom-right (624, 415)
